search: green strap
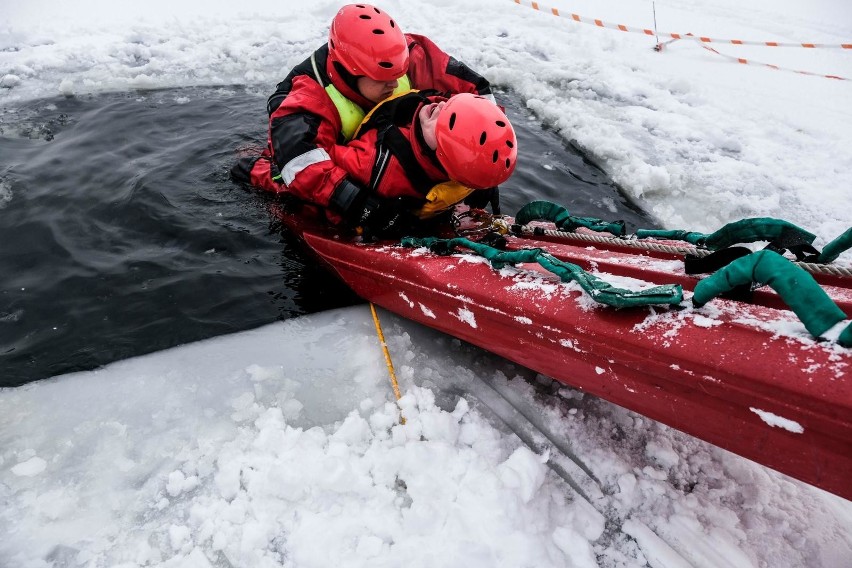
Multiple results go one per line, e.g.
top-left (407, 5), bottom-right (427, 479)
top-left (818, 227), bottom-right (852, 264)
top-left (515, 201), bottom-right (626, 237)
top-left (840, 322), bottom-right (852, 348)
top-left (397, 234), bottom-right (848, 346)
top-left (692, 250), bottom-right (847, 338)
top-left (504, 200), bottom-right (849, 345)
top-left (401, 236), bottom-right (683, 308)
top-left (705, 218), bottom-right (816, 250)
top-left (515, 201), bottom-right (847, 267)
top-left (637, 218), bottom-right (816, 251)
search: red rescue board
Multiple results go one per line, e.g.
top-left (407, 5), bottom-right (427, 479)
top-left (282, 209), bottom-right (852, 500)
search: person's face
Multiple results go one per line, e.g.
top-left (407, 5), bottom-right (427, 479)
top-left (357, 76), bottom-right (400, 104)
top-left (418, 101), bottom-right (445, 151)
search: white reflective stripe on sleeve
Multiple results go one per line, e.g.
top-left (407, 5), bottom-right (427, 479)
top-left (281, 148), bottom-right (331, 185)
top-left (482, 93), bottom-right (497, 104)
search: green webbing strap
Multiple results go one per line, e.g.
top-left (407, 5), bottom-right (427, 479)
top-left (514, 201), bottom-right (849, 268)
top-left (636, 218), bottom-right (817, 251)
top-left (706, 218), bottom-right (816, 250)
top-left (818, 227), bottom-right (852, 264)
top-left (515, 201), bottom-right (626, 237)
top-left (840, 323), bottom-right (852, 347)
top-left (401, 236), bottom-right (683, 308)
top-left (693, 250), bottom-right (848, 341)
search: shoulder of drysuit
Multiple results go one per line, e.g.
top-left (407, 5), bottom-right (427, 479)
top-left (404, 33), bottom-right (492, 96)
top-left (267, 45), bottom-right (337, 119)
top-left (404, 33), bottom-right (449, 60)
top-left (266, 58), bottom-right (344, 142)
top-left (267, 46), bottom-right (318, 115)
top-left (269, 75), bottom-right (339, 122)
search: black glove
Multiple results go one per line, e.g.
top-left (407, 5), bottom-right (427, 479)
top-left (330, 180), bottom-right (414, 240)
top-left (464, 186), bottom-right (501, 214)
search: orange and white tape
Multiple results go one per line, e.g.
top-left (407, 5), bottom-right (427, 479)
top-left (698, 43), bottom-right (848, 81)
top-left (512, 0), bottom-right (659, 38)
top-left (511, 0), bottom-right (852, 49)
top-left (510, 0), bottom-right (850, 80)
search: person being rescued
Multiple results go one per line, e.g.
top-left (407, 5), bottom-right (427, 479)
top-left (326, 90), bottom-right (518, 239)
top-left (231, 3), bottom-right (509, 238)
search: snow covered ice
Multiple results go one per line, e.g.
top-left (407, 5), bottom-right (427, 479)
top-left (2, 0), bottom-right (851, 566)
top-left (3, 308), bottom-right (850, 567)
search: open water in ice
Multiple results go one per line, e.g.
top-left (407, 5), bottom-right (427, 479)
top-left (0, 87), bottom-right (656, 387)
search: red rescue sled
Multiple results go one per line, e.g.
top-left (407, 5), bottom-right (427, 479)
top-left (278, 205), bottom-right (852, 500)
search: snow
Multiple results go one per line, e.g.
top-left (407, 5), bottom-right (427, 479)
top-left (2, 307), bottom-right (850, 567)
top-left (2, 1), bottom-right (852, 567)
top-left (823, 319), bottom-right (852, 342)
top-left (749, 408), bottom-right (805, 434)
top-left (418, 303), bottom-right (437, 319)
top-left (9, 456), bottom-right (47, 477)
top-left (454, 306), bottom-right (478, 328)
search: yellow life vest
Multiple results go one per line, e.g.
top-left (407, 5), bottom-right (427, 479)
top-left (352, 88), bottom-right (419, 140)
top-left (311, 51), bottom-right (412, 142)
top-left (418, 181), bottom-right (475, 219)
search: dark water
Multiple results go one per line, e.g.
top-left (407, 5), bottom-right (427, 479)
top-left (0, 87), bottom-right (654, 387)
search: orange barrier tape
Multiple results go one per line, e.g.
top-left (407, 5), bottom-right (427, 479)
top-left (697, 42), bottom-right (848, 81)
top-left (511, 0), bottom-right (852, 49)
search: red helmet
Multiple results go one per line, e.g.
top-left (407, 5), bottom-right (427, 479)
top-left (435, 94), bottom-right (518, 189)
top-left (328, 4), bottom-right (409, 82)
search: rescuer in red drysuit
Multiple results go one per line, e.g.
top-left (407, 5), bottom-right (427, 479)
top-left (325, 91), bottom-right (517, 237)
top-left (230, 3), bottom-right (499, 233)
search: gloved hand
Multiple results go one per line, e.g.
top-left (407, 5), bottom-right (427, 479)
top-left (330, 179), bottom-right (414, 240)
top-left (464, 186), bottom-right (500, 214)
top-left (360, 195), bottom-right (417, 240)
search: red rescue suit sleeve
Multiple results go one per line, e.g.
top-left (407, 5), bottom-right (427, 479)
top-left (405, 34), bottom-right (493, 97)
top-left (326, 131), bottom-right (380, 191)
top-left (266, 75), bottom-right (351, 207)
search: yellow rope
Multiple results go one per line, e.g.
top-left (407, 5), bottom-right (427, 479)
top-left (369, 303), bottom-right (406, 424)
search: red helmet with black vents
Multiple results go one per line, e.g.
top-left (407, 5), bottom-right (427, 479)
top-left (435, 93), bottom-right (518, 189)
top-left (328, 4), bottom-right (409, 82)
